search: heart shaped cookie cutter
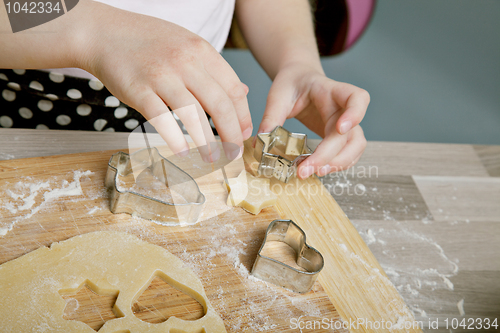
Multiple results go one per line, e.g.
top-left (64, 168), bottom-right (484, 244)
top-left (251, 219), bottom-right (324, 293)
top-left (254, 126), bottom-right (312, 183)
top-left (105, 147), bottom-right (205, 225)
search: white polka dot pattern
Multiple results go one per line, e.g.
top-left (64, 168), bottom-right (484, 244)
top-left (105, 96), bottom-right (120, 107)
top-left (56, 115), bottom-right (71, 126)
top-left (2, 89), bottom-right (16, 102)
top-left (7, 82), bottom-right (21, 91)
top-left (38, 99), bottom-right (53, 111)
top-left (19, 107), bottom-right (33, 119)
top-left (114, 107), bottom-right (128, 119)
top-left (67, 89), bottom-right (82, 99)
top-left (49, 72), bottom-right (65, 83)
top-left (94, 119), bottom-right (107, 131)
top-left (29, 81), bottom-right (44, 91)
top-left (0, 116), bottom-right (13, 128)
top-left (76, 104), bottom-right (92, 116)
top-left (45, 94), bottom-right (59, 101)
top-left (124, 119), bottom-right (139, 130)
top-left (0, 69), bottom-right (161, 134)
top-left (89, 79), bottom-right (104, 91)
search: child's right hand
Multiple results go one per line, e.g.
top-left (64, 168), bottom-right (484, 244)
top-left (77, 1), bottom-right (252, 160)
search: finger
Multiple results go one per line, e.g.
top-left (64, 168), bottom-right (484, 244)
top-left (205, 58), bottom-right (253, 140)
top-left (329, 83), bottom-right (370, 135)
top-left (350, 148), bottom-right (365, 168)
top-left (242, 83), bottom-right (250, 95)
top-left (297, 111), bottom-right (346, 179)
top-left (157, 81), bottom-right (219, 162)
top-left (184, 70), bottom-right (243, 160)
top-left (257, 80), bottom-right (295, 135)
top-left (316, 125), bottom-right (367, 176)
top-left (139, 93), bottom-right (190, 156)
top-left (252, 80), bottom-right (296, 148)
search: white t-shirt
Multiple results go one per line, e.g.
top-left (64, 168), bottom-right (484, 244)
top-left (45, 0), bottom-right (235, 79)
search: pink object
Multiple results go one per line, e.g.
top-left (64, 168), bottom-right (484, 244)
top-left (345, 0), bottom-right (376, 49)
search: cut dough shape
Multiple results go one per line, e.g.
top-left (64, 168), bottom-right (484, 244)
top-left (0, 231), bottom-right (226, 332)
top-left (61, 283), bottom-right (120, 331)
top-left (224, 170), bottom-right (277, 215)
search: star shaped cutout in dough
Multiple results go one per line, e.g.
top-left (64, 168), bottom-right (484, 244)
top-left (224, 170), bottom-right (277, 215)
top-left (60, 280), bottom-right (121, 331)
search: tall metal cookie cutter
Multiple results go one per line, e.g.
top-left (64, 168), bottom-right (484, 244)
top-left (251, 219), bottom-right (324, 293)
top-left (254, 126), bottom-right (312, 183)
top-left (105, 148), bottom-right (205, 225)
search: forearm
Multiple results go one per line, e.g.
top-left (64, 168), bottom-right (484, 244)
top-left (0, 0), bottom-right (99, 70)
top-left (235, 0), bottom-right (323, 79)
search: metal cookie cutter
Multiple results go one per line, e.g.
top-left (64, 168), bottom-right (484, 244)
top-left (105, 147), bottom-right (205, 225)
top-left (251, 219), bottom-right (324, 293)
top-left (254, 126), bottom-right (312, 183)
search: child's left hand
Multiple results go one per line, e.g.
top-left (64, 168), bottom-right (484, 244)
top-left (256, 63), bottom-right (370, 179)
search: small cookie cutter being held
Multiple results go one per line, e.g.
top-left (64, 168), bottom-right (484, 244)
top-left (254, 126), bottom-right (312, 183)
top-left (251, 219), bottom-right (324, 293)
top-left (105, 147), bottom-right (205, 225)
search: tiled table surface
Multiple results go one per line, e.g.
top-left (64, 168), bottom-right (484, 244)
top-left (1, 129), bottom-right (499, 331)
top-left (320, 141), bottom-right (500, 331)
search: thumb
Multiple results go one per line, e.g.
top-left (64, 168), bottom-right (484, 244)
top-left (257, 81), bottom-right (297, 135)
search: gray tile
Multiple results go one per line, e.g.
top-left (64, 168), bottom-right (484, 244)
top-left (321, 174), bottom-right (433, 221)
top-left (414, 176), bottom-right (500, 222)
top-left (351, 220), bottom-right (500, 329)
top-left (451, 270), bottom-right (500, 319)
top-left (474, 145), bottom-right (500, 177)
top-left (354, 142), bottom-right (490, 177)
top-left (353, 220), bottom-right (500, 273)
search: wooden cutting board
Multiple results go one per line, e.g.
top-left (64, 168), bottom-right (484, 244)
top-left (0, 139), bottom-right (421, 332)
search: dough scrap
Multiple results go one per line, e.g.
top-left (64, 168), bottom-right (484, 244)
top-left (224, 170), bottom-right (277, 215)
top-left (0, 231), bottom-right (226, 332)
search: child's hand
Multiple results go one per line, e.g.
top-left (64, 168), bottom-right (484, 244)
top-left (80, 2), bottom-right (251, 160)
top-left (256, 63), bottom-right (369, 178)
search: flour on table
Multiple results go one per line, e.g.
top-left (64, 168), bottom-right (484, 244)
top-left (334, 239), bottom-right (419, 330)
top-left (0, 152), bottom-right (15, 160)
top-left (457, 298), bottom-right (465, 316)
top-left (0, 170), bottom-right (93, 236)
top-left (353, 221), bottom-right (461, 320)
top-left (162, 208), bottom-right (329, 332)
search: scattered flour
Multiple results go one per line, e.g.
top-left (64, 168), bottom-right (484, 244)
top-left (355, 184), bottom-right (366, 192)
top-left (361, 228), bottom-right (387, 246)
top-left (87, 207), bottom-right (100, 215)
top-left (0, 170), bottom-right (93, 236)
top-left (353, 221), bottom-right (461, 320)
top-left (457, 298), bottom-right (465, 316)
top-left (334, 240), bottom-right (419, 331)
top-left (366, 229), bottom-right (376, 244)
top-left (164, 212), bottom-right (329, 332)
top-left (0, 152), bottom-right (15, 160)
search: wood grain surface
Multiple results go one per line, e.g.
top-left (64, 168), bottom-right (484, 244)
top-left (0, 145), bottom-right (348, 332)
top-left (243, 140), bottom-right (421, 332)
top-left (0, 135), bottom-right (421, 332)
top-left (2, 128), bottom-right (499, 333)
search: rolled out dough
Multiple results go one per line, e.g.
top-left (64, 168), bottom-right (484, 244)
top-left (0, 231), bottom-right (226, 332)
top-left (224, 170), bottom-right (277, 215)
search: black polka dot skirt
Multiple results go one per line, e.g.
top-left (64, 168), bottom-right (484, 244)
top-left (0, 69), bottom-right (218, 135)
